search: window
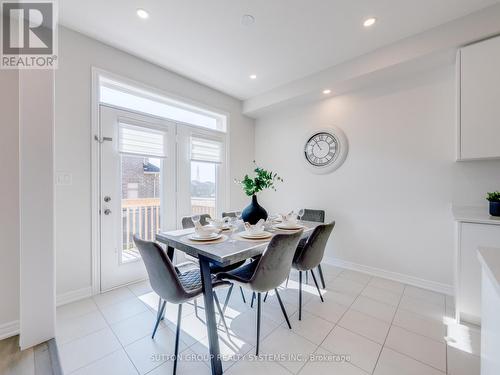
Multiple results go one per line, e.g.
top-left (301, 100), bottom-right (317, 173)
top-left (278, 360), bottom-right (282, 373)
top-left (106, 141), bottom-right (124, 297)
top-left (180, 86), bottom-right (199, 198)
top-left (96, 70), bottom-right (228, 238)
top-left (190, 161), bottom-right (217, 217)
top-left (100, 77), bottom-right (226, 132)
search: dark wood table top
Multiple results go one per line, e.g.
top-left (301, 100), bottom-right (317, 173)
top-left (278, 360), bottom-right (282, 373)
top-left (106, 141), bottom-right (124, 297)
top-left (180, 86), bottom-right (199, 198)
top-left (156, 220), bottom-right (321, 266)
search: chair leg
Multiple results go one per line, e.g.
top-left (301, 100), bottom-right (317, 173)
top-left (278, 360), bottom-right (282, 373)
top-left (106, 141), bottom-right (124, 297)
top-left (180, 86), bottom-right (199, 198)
top-left (285, 275), bottom-right (289, 288)
top-left (152, 300), bottom-right (166, 339)
top-left (251, 291), bottom-right (256, 308)
top-left (317, 264), bottom-right (326, 289)
top-left (275, 288), bottom-right (291, 329)
top-left (157, 297), bottom-right (166, 320)
top-left (263, 291), bottom-right (269, 302)
top-left (173, 304), bottom-right (182, 375)
top-left (299, 271), bottom-right (303, 321)
top-left (194, 298), bottom-right (198, 317)
top-left (214, 292), bottom-right (230, 335)
top-left (305, 271), bottom-right (309, 285)
top-left (218, 284), bottom-right (233, 327)
top-left (256, 292), bottom-right (261, 356)
top-left (310, 269), bottom-right (324, 302)
top-left (239, 286), bottom-right (246, 303)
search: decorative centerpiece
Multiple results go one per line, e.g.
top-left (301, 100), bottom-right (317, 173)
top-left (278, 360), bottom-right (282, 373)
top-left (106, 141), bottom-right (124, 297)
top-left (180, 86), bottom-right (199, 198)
top-left (487, 191), bottom-right (500, 217)
top-left (235, 162), bottom-right (283, 224)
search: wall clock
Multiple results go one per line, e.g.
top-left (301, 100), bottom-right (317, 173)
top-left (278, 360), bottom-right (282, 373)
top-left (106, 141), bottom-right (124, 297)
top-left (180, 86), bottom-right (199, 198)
top-left (303, 127), bottom-right (348, 174)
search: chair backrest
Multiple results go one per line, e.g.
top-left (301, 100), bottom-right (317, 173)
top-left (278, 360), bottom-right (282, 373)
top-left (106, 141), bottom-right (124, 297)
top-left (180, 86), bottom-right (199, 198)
top-left (133, 235), bottom-right (188, 303)
top-left (222, 211), bottom-right (238, 218)
top-left (181, 214), bottom-right (211, 229)
top-left (301, 209), bottom-right (325, 223)
top-left (249, 230), bottom-right (303, 292)
top-left (294, 221), bottom-right (335, 271)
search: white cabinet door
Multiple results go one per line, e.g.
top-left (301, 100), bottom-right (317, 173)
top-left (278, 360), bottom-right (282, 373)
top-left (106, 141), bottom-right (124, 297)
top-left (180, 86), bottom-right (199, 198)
top-left (460, 36), bottom-right (500, 160)
top-left (459, 223), bottom-right (500, 324)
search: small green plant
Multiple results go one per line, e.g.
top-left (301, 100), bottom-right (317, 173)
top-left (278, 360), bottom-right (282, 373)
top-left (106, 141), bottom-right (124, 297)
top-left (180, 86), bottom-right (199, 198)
top-left (486, 191), bottom-right (500, 202)
top-left (235, 161), bottom-right (283, 197)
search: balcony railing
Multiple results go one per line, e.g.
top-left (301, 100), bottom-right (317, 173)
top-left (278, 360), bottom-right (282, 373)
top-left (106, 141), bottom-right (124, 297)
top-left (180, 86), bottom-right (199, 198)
top-left (190, 197), bottom-right (216, 217)
top-left (121, 197), bottom-right (216, 253)
top-left (122, 198), bottom-right (161, 251)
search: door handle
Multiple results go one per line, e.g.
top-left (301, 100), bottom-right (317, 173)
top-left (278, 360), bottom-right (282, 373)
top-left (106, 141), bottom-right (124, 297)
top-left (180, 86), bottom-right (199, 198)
top-left (104, 209), bottom-right (112, 215)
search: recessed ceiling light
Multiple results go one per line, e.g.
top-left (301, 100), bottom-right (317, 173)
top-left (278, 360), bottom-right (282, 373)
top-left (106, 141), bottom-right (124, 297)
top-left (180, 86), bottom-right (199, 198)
top-left (136, 8), bottom-right (149, 19)
top-left (241, 14), bottom-right (255, 27)
top-left (363, 17), bottom-right (377, 27)
top-left (249, 74), bottom-right (257, 80)
top-left (323, 89), bottom-right (331, 95)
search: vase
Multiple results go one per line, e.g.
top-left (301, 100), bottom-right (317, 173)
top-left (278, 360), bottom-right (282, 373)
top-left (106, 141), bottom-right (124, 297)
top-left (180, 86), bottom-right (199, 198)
top-left (241, 195), bottom-right (268, 224)
top-left (489, 201), bottom-right (500, 217)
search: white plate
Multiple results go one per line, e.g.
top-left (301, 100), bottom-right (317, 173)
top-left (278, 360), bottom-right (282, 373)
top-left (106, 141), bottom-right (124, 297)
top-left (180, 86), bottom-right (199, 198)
top-left (275, 223), bottom-right (304, 230)
top-left (239, 231), bottom-right (272, 239)
top-left (188, 233), bottom-right (222, 241)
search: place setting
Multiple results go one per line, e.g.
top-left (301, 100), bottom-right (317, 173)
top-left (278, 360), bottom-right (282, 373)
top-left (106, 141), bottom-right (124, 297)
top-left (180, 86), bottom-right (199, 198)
top-left (270, 209), bottom-right (307, 232)
top-left (181, 215), bottom-right (229, 244)
top-left (233, 219), bottom-right (273, 241)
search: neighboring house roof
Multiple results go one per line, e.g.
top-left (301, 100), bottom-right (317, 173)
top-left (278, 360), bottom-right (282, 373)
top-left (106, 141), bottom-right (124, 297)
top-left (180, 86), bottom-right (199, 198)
top-left (143, 162), bottom-right (160, 173)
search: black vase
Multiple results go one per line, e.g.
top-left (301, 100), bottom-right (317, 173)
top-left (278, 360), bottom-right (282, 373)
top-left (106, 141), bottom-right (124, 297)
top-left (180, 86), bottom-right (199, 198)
top-left (241, 195), bottom-right (268, 224)
top-left (489, 201), bottom-right (500, 217)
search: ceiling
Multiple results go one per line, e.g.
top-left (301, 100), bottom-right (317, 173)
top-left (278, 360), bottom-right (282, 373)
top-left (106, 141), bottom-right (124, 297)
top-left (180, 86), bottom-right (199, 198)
top-left (59, 0), bottom-right (499, 100)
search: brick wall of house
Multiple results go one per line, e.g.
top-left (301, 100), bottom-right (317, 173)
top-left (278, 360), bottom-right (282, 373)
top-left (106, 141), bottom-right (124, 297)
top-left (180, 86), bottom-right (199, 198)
top-left (121, 155), bottom-right (160, 199)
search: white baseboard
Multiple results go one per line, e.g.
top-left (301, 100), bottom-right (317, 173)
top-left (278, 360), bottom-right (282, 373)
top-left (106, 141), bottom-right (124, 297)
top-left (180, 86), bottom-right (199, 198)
top-left (56, 286), bottom-right (93, 307)
top-left (0, 320), bottom-right (20, 340)
top-left (323, 257), bottom-right (454, 296)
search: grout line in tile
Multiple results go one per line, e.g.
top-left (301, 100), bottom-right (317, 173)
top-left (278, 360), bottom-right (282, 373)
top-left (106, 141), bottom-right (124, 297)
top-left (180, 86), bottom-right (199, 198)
top-left (65, 346), bottom-right (124, 375)
top-left (370, 282), bottom-right (405, 374)
top-left (315, 275), bottom-right (369, 350)
top-left (314, 342), bottom-right (371, 375)
top-left (391, 317), bottom-right (446, 345)
top-left (94, 295), bottom-right (143, 375)
top-left (381, 323), bottom-right (448, 373)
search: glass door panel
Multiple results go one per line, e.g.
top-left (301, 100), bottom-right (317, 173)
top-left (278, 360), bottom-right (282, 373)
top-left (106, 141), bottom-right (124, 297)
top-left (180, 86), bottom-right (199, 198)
top-left (190, 161), bottom-right (217, 217)
top-left (99, 105), bottom-right (176, 291)
top-left (121, 155), bottom-right (162, 262)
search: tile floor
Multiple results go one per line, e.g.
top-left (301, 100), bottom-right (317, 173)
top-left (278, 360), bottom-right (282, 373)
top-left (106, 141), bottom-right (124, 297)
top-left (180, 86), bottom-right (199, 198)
top-left (56, 265), bottom-right (481, 375)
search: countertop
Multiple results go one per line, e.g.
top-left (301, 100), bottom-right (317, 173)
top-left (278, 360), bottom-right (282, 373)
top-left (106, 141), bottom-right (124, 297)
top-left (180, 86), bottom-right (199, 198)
top-left (478, 247), bottom-right (500, 296)
top-left (452, 206), bottom-right (500, 225)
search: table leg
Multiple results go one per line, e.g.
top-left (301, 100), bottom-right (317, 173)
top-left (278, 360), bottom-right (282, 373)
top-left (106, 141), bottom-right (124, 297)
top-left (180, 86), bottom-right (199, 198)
top-left (199, 255), bottom-right (223, 375)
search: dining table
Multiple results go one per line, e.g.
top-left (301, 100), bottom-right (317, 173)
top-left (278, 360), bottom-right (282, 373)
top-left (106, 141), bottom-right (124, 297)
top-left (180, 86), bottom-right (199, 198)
top-left (156, 220), bottom-right (322, 375)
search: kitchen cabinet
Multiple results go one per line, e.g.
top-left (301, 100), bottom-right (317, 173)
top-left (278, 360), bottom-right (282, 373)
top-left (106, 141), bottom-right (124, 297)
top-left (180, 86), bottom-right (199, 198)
top-left (458, 35), bottom-right (500, 160)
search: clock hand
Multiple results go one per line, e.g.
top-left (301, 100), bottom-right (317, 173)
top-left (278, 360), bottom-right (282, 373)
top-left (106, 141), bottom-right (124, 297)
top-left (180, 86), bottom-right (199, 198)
top-left (315, 141), bottom-right (322, 151)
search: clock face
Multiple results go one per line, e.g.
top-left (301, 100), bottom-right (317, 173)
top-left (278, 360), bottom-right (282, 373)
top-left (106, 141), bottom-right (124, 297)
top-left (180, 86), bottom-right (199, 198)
top-left (304, 132), bottom-right (338, 167)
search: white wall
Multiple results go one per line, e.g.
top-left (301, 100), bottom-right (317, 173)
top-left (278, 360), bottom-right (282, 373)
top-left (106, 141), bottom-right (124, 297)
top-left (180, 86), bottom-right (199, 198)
top-left (255, 65), bottom-right (500, 290)
top-left (55, 27), bottom-right (255, 299)
top-left (19, 70), bottom-right (56, 349)
top-left (0, 70), bottom-right (20, 339)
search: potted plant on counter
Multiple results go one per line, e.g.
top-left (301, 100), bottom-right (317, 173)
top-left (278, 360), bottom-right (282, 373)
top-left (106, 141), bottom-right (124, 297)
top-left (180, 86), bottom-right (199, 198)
top-left (487, 191), bottom-right (500, 217)
top-left (235, 162), bottom-right (283, 224)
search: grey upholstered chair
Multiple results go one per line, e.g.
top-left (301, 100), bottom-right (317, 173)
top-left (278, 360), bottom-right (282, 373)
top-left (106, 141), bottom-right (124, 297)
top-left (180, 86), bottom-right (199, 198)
top-left (181, 214), bottom-right (211, 228)
top-left (216, 230), bottom-right (304, 355)
top-left (300, 209), bottom-right (327, 288)
top-left (293, 222), bottom-right (335, 320)
top-left (181, 215), bottom-right (248, 303)
top-left (133, 236), bottom-right (230, 375)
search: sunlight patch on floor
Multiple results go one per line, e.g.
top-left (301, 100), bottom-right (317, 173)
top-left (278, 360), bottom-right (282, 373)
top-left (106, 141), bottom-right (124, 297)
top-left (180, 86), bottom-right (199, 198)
top-left (443, 316), bottom-right (476, 354)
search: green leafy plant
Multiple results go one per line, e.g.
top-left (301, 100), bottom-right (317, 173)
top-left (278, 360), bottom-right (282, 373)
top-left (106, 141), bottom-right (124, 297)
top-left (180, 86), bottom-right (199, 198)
top-left (235, 161), bottom-right (283, 197)
top-left (487, 191), bottom-right (500, 202)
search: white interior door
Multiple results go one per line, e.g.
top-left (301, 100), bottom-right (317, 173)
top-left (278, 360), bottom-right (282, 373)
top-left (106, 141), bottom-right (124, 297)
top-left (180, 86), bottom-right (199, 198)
top-left (99, 105), bottom-right (176, 291)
